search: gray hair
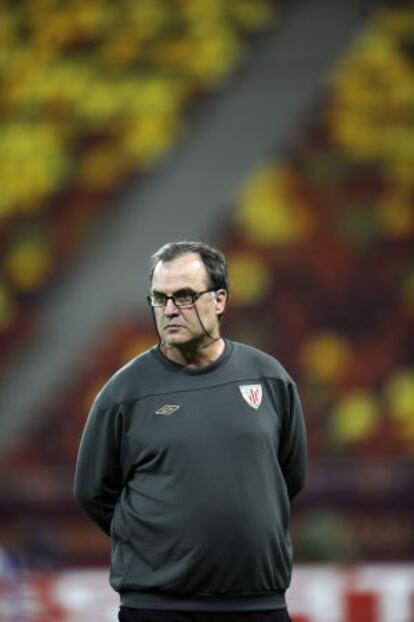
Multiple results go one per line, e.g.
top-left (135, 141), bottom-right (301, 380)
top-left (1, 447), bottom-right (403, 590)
top-left (150, 241), bottom-right (229, 293)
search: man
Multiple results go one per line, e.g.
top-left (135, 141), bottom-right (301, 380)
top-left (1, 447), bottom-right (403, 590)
top-left (74, 241), bottom-right (307, 622)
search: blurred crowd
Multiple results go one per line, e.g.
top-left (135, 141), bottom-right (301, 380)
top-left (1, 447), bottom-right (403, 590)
top-left (0, 0), bottom-right (413, 570)
top-left (0, 0), bottom-right (276, 362)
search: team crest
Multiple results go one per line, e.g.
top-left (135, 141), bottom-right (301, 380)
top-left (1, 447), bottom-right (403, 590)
top-left (239, 384), bottom-right (263, 410)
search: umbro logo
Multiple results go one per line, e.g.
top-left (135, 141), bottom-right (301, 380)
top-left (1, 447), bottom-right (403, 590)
top-left (155, 404), bottom-right (181, 416)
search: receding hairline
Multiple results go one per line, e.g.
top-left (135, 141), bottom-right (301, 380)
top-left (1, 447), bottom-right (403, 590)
top-left (149, 241), bottom-right (229, 293)
top-left (151, 252), bottom-right (210, 285)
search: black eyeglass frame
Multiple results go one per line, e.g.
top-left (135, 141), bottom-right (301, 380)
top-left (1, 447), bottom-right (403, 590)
top-left (146, 288), bottom-right (217, 308)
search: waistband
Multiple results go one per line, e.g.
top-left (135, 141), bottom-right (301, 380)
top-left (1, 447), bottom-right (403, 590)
top-left (120, 590), bottom-right (286, 612)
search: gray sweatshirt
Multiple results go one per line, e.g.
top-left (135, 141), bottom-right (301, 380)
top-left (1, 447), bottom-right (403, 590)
top-left (74, 339), bottom-right (307, 612)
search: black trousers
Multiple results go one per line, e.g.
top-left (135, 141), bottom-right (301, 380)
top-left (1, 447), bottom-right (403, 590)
top-left (119, 607), bottom-right (292, 622)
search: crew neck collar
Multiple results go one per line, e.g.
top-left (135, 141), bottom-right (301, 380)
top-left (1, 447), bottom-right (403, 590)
top-left (152, 339), bottom-right (233, 375)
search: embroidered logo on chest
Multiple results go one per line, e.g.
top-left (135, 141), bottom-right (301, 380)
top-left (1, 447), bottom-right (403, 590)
top-left (155, 404), bottom-right (181, 416)
top-left (239, 384), bottom-right (263, 410)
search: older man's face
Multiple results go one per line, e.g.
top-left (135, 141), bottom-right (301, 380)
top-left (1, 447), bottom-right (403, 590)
top-left (151, 253), bottom-right (226, 348)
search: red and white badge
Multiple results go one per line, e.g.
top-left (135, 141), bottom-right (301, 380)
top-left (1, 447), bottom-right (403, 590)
top-left (239, 384), bottom-right (263, 410)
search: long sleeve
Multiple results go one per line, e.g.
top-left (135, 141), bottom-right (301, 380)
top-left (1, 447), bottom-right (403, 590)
top-left (278, 382), bottom-right (307, 500)
top-left (73, 395), bottom-right (125, 536)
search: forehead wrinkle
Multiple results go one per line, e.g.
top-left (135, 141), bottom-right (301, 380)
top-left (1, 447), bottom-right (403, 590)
top-left (152, 255), bottom-right (208, 293)
top-left (152, 287), bottom-right (193, 296)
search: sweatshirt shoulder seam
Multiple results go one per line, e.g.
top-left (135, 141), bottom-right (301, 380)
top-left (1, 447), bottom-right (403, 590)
top-left (96, 376), bottom-right (295, 410)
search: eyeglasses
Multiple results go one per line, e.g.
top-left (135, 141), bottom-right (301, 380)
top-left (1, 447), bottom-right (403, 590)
top-left (147, 288), bottom-right (215, 308)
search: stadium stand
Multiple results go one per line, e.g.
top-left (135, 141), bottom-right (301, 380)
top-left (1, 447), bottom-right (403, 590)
top-left (0, 1), bottom-right (413, 570)
top-left (0, 0), bottom-right (277, 365)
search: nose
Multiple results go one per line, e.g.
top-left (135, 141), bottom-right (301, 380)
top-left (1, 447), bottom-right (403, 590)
top-left (164, 298), bottom-right (179, 315)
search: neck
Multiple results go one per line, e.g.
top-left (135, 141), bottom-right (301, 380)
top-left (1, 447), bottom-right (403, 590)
top-left (160, 336), bottom-right (225, 368)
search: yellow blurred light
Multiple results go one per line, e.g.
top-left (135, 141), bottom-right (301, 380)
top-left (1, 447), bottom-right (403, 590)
top-left (180, 0), bottom-right (226, 26)
top-left (186, 32), bottom-right (243, 87)
top-left (327, 12), bottom-right (414, 168)
top-left (300, 333), bottom-right (352, 384)
top-left (388, 154), bottom-right (414, 188)
top-left (29, 3), bottom-right (114, 50)
top-left (8, 61), bottom-right (93, 111)
top-left (331, 390), bottom-right (380, 443)
top-left (5, 237), bottom-right (52, 292)
top-left (126, 0), bottom-right (168, 38)
top-left (377, 193), bottom-right (414, 238)
top-left (75, 81), bottom-right (122, 122)
top-left (122, 114), bottom-right (182, 168)
top-left (236, 166), bottom-right (311, 246)
top-left (98, 31), bottom-right (140, 67)
top-left (227, 253), bottom-right (270, 305)
top-left (0, 123), bottom-right (69, 213)
top-left (375, 9), bottom-right (414, 37)
top-left (79, 146), bottom-right (127, 190)
top-left (385, 369), bottom-right (414, 423)
top-left (228, 0), bottom-right (275, 31)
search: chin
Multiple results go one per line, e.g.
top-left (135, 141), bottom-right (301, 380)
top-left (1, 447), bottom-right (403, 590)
top-left (162, 333), bottom-right (190, 347)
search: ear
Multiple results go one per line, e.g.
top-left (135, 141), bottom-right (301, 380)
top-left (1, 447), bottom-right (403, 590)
top-left (214, 289), bottom-right (227, 318)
